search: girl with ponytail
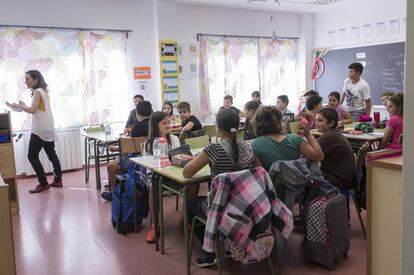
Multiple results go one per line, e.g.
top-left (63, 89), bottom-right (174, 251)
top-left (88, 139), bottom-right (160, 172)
top-left (183, 108), bottom-right (253, 267)
top-left (379, 92), bottom-right (404, 148)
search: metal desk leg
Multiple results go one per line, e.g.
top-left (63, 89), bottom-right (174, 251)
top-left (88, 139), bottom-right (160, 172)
top-left (183, 185), bottom-right (191, 275)
top-left (153, 174), bottom-right (160, 251)
top-left (84, 137), bottom-right (89, 183)
top-left (159, 176), bottom-right (165, 254)
top-left (94, 141), bottom-right (101, 190)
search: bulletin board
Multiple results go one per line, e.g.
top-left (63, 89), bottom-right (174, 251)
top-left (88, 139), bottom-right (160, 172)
top-left (159, 40), bottom-right (180, 107)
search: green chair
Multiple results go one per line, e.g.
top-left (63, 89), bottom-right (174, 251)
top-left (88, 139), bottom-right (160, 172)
top-left (288, 121), bottom-right (300, 134)
top-left (236, 128), bottom-right (244, 140)
top-left (204, 124), bottom-right (217, 139)
top-left (185, 135), bottom-right (209, 150)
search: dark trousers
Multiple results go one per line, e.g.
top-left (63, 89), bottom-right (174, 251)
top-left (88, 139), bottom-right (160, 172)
top-left (340, 188), bottom-right (351, 221)
top-left (28, 133), bottom-right (62, 186)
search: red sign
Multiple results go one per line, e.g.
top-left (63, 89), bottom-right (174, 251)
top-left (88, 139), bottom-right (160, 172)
top-left (134, 67), bottom-right (151, 80)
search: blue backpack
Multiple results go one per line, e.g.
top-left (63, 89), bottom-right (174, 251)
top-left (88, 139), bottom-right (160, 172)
top-left (111, 164), bottom-right (149, 235)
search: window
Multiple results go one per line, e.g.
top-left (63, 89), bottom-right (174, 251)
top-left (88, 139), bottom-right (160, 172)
top-left (0, 28), bottom-right (129, 131)
top-left (199, 35), bottom-right (299, 114)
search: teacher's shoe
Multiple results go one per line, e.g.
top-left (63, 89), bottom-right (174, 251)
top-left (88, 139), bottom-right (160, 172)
top-left (50, 180), bottom-right (63, 188)
top-left (29, 184), bottom-right (50, 193)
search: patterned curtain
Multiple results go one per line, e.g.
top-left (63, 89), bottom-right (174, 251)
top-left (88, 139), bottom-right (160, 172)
top-left (199, 35), bottom-right (299, 114)
top-left (0, 28), bottom-right (129, 130)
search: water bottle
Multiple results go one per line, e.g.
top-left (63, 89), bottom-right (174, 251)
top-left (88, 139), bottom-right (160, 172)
top-left (104, 122), bottom-right (111, 136)
top-left (159, 137), bottom-right (170, 168)
top-left (153, 138), bottom-right (160, 166)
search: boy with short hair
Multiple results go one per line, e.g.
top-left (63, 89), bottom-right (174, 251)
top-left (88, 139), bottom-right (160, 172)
top-left (277, 95), bottom-right (293, 129)
top-left (341, 62), bottom-right (371, 121)
top-left (220, 95), bottom-right (240, 115)
top-left (176, 101), bottom-right (203, 135)
top-left (125, 94), bottom-right (144, 128)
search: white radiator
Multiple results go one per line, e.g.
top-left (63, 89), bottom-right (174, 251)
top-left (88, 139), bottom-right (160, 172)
top-left (14, 128), bottom-right (83, 176)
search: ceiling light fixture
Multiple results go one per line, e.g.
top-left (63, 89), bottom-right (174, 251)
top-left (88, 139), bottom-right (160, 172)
top-left (246, 0), bottom-right (267, 4)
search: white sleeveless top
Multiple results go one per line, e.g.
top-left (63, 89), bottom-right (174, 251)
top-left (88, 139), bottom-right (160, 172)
top-left (31, 88), bottom-right (56, 142)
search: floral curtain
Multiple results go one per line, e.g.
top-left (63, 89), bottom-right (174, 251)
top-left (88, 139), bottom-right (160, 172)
top-left (0, 28), bottom-right (129, 131)
top-left (199, 35), bottom-right (299, 114)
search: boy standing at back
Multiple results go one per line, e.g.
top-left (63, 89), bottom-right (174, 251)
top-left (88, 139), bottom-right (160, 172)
top-left (341, 62), bottom-right (371, 121)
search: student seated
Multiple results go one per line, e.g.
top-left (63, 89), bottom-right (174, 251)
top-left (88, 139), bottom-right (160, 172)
top-left (379, 93), bottom-right (404, 148)
top-left (101, 100), bottom-right (152, 201)
top-left (183, 108), bottom-right (254, 267)
top-left (316, 108), bottom-right (357, 219)
top-left (276, 95), bottom-right (293, 128)
top-left (301, 95), bottom-right (323, 130)
top-left (162, 101), bottom-right (177, 124)
top-left (327, 91), bottom-right (352, 127)
top-left (251, 90), bottom-right (262, 105)
top-left (219, 95), bottom-right (241, 115)
top-left (251, 106), bottom-right (323, 171)
top-left (125, 94), bottom-right (144, 129)
top-left (175, 101), bottom-right (203, 142)
top-left (243, 100), bottom-right (260, 140)
top-left (381, 91), bottom-right (396, 108)
top-left (143, 111), bottom-right (180, 243)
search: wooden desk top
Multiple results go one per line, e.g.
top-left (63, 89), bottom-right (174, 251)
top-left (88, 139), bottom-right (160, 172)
top-left (310, 129), bottom-right (383, 142)
top-left (369, 155), bottom-right (403, 171)
top-left (153, 165), bottom-right (211, 185)
top-left (79, 129), bottom-right (124, 143)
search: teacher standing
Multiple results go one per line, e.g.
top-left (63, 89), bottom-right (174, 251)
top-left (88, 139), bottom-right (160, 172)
top-left (12, 70), bottom-right (63, 193)
top-left (341, 62), bottom-right (372, 121)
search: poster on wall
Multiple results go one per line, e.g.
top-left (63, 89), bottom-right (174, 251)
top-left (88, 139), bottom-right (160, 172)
top-left (159, 40), bottom-right (180, 106)
top-left (134, 66), bottom-right (151, 80)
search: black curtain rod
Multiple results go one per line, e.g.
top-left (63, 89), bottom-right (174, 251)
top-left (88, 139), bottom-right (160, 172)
top-left (0, 24), bottom-right (132, 38)
top-left (197, 33), bottom-right (299, 41)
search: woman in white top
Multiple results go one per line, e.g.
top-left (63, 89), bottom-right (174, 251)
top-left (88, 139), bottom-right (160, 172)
top-left (143, 111), bottom-right (180, 243)
top-left (12, 70), bottom-right (62, 193)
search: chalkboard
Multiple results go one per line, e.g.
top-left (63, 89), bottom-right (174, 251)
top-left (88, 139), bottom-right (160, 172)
top-left (314, 42), bottom-right (405, 105)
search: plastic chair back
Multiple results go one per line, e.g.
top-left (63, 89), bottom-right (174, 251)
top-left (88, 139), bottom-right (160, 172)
top-left (185, 135), bottom-right (209, 150)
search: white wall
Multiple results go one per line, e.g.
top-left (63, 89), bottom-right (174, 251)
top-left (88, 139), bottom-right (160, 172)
top-left (402, 2), bottom-right (414, 273)
top-left (157, 2), bottom-right (308, 118)
top-left (313, 0), bottom-right (407, 48)
top-left (0, 0), bottom-right (159, 110)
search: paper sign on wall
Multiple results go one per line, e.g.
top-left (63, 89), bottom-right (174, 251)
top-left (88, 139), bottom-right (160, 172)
top-left (134, 67), bottom-right (151, 80)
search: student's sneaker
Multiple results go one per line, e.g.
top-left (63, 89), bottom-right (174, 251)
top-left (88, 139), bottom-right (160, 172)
top-left (146, 226), bottom-right (156, 243)
top-left (101, 191), bottom-right (113, 202)
top-left (195, 250), bottom-right (217, 268)
top-left (50, 180), bottom-right (63, 188)
top-left (29, 184), bottom-right (50, 193)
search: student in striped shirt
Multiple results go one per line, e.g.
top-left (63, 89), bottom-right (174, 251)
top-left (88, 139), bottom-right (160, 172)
top-left (183, 108), bottom-right (254, 267)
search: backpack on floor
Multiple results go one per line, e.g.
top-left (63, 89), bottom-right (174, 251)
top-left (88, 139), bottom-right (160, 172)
top-left (111, 165), bottom-right (149, 235)
top-left (302, 183), bottom-right (350, 270)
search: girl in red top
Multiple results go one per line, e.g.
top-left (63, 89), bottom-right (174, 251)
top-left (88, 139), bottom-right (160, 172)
top-left (379, 93), bottom-right (404, 148)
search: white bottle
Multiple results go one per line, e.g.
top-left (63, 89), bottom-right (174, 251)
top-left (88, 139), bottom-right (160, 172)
top-left (153, 137), bottom-right (160, 166)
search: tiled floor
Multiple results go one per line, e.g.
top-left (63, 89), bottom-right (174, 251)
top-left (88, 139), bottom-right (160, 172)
top-left (13, 167), bottom-right (366, 275)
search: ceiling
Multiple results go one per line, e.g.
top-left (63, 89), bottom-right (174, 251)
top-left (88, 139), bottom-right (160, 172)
top-left (174, 0), bottom-right (359, 13)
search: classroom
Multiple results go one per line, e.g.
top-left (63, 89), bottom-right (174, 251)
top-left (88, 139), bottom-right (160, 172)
top-left (0, 0), bottom-right (413, 274)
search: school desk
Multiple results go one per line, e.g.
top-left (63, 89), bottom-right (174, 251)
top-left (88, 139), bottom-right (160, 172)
top-left (79, 129), bottom-right (122, 190)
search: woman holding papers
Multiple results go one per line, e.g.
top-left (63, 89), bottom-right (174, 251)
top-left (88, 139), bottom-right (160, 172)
top-left (11, 70), bottom-right (62, 193)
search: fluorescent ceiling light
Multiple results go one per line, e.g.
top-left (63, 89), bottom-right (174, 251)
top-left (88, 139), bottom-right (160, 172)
top-left (246, 0), bottom-right (267, 4)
